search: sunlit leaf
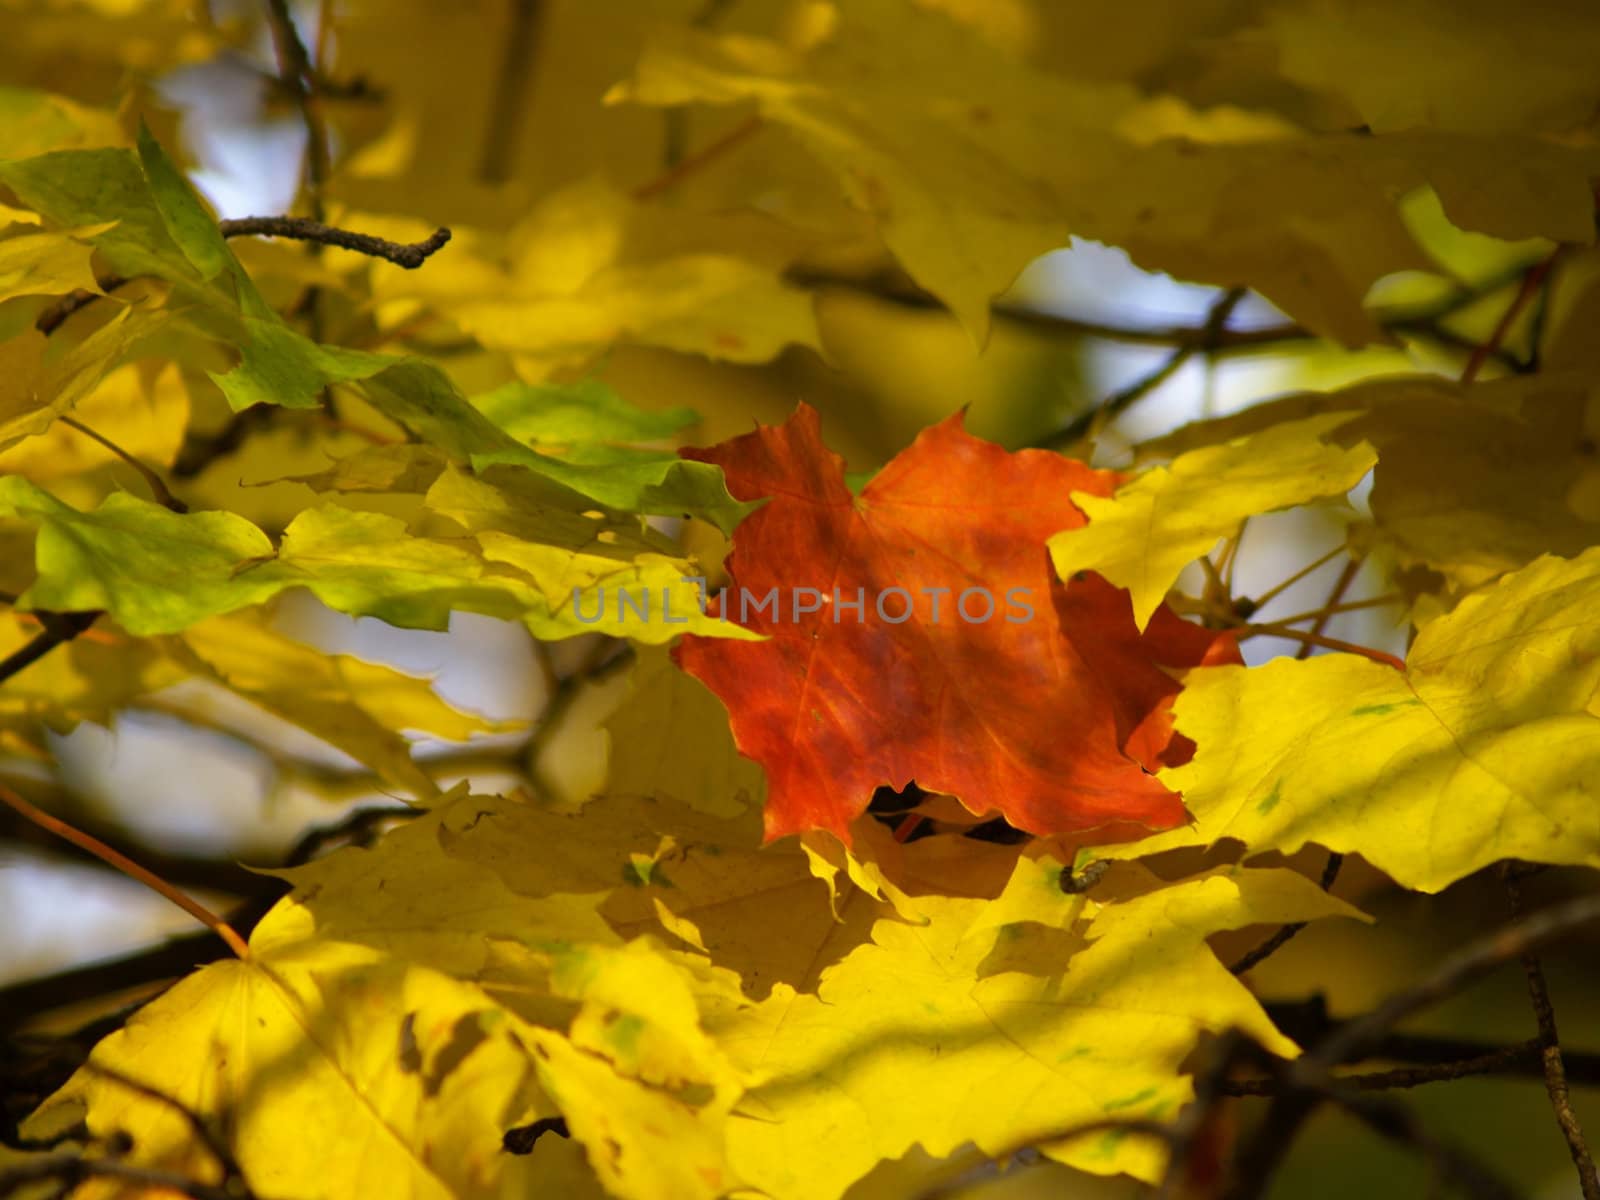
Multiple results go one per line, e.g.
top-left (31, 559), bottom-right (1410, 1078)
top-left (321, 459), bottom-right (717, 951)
top-left (1099, 549), bottom-right (1600, 891)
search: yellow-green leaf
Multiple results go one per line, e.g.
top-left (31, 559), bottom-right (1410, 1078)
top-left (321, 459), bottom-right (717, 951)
top-left (1051, 414), bottom-right (1376, 629)
top-left (0, 475), bottom-right (276, 635)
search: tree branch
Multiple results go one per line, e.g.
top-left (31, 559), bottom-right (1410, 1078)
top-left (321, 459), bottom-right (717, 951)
top-left (792, 256), bottom-right (1535, 378)
top-left (1461, 248), bottom-right (1564, 384)
top-left (219, 216), bottom-right (451, 269)
top-left (0, 782), bottom-right (249, 960)
top-left (1229, 851), bottom-right (1344, 974)
top-left (1502, 865), bottom-right (1599, 1199)
top-left (33, 277), bottom-right (129, 336)
top-left (1314, 890), bottom-right (1600, 1068)
top-left (1045, 286), bottom-right (1245, 450)
top-left (263, 0), bottom-right (330, 218)
top-left (0, 611), bottom-right (100, 688)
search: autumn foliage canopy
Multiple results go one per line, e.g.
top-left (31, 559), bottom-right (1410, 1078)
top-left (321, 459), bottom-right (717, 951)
top-left (2, 2), bottom-right (1600, 1199)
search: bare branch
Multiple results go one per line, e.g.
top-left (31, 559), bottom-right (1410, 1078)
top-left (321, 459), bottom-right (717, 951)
top-left (1502, 865), bottom-right (1600, 1199)
top-left (219, 216), bottom-right (451, 269)
top-left (1229, 851), bottom-right (1344, 974)
top-left (33, 276), bottom-right (129, 336)
top-left (263, 0), bottom-right (330, 217)
top-left (0, 781), bottom-right (250, 960)
top-left (1046, 287), bottom-right (1245, 451)
top-left (477, 0), bottom-right (545, 183)
top-left (1315, 890), bottom-right (1600, 1068)
top-left (1461, 248), bottom-right (1564, 384)
top-left (0, 612), bottom-right (99, 689)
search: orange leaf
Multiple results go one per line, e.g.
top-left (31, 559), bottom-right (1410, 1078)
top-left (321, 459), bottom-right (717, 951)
top-left (674, 405), bottom-right (1238, 843)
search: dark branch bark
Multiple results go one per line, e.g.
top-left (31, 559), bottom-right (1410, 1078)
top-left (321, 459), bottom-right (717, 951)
top-left (1045, 286), bottom-right (1245, 450)
top-left (1502, 865), bottom-right (1600, 1198)
top-left (1314, 891), bottom-right (1600, 1068)
top-left (1230, 851), bottom-right (1344, 974)
top-left (0, 612), bottom-right (99, 688)
top-left (219, 216), bottom-right (451, 269)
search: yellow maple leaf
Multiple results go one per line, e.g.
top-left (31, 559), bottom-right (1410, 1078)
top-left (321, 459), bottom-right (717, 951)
top-left (717, 865), bottom-right (1364, 1199)
top-left (1050, 413), bottom-right (1375, 630)
top-left (1099, 548), bottom-right (1600, 891)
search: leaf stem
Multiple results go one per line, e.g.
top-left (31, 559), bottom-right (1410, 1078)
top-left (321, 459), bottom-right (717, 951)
top-left (1248, 544), bottom-right (1348, 611)
top-left (1265, 593), bottom-right (1401, 627)
top-left (1293, 555), bottom-right (1363, 662)
top-left (0, 780), bottom-right (250, 960)
top-left (1461, 247), bottom-right (1565, 384)
top-left (632, 114), bottom-right (764, 202)
top-left (1229, 851), bottom-right (1344, 974)
top-left (1238, 622), bottom-right (1404, 669)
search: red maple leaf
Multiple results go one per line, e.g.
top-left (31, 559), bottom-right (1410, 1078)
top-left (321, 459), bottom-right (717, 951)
top-left (673, 404), bottom-right (1239, 844)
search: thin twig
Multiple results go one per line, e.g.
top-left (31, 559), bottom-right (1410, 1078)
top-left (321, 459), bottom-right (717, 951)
top-left (1328, 1083), bottom-right (1520, 1200)
top-left (171, 405), bottom-right (273, 479)
top-left (526, 639), bottom-right (632, 798)
top-left (0, 781), bottom-right (249, 960)
top-left (1248, 544), bottom-right (1348, 612)
top-left (33, 277), bottom-right (129, 336)
top-left (1316, 891), bottom-right (1600, 1068)
top-left (660, 0), bottom-right (739, 169)
top-left (1238, 622), bottom-right (1404, 669)
top-left (1265, 593), bottom-right (1401, 627)
top-left (0, 612), bottom-right (99, 688)
top-left (1229, 851), bottom-right (1344, 974)
top-left (1461, 248), bottom-right (1565, 384)
top-left (1222, 1045), bottom-right (1521, 1200)
top-left (1219, 519), bottom-right (1247, 595)
top-left (219, 216), bottom-right (451, 269)
top-left (1502, 865), bottom-right (1600, 1199)
top-left (1294, 554), bottom-right (1362, 662)
top-left (263, 0), bottom-right (330, 219)
top-left (1049, 287), bottom-right (1246, 450)
top-left (796, 255), bottom-right (1537, 378)
top-left (632, 114), bottom-right (763, 202)
top-left (1224, 1042), bottom-right (1535, 1095)
top-left (57, 417), bottom-right (187, 513)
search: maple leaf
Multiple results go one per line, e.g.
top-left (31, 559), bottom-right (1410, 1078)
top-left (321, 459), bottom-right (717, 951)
top-left (673, 403), bottom-right (1238, 844)
top-left (1096, 547), bottom-right (1600, 892)
top-left (1049, 414), bottom-right (1377, 630)
top-left (26, 786), bottom-right (749, 1200)
top-left (718, 862), bottom-right (1366, 1200)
